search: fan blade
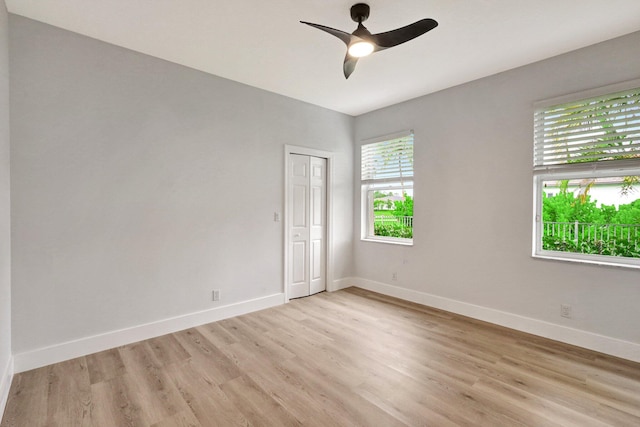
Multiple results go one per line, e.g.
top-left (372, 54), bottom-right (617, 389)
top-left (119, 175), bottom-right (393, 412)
top-left (371, 18), bottom-right (438, 49)
top-left (343, 54), bottom-right (358, 79)
top-left (300, 21), bottom-right (351, 46)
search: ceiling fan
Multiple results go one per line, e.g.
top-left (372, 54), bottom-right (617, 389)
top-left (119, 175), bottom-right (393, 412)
top-left (301, 3), bottom-right (438, 79)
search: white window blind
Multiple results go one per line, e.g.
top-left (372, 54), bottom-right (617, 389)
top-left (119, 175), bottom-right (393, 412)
top-left (534, 87), bottom-right (640, 168)
top-left (361, 133), bottom-right (414, 184)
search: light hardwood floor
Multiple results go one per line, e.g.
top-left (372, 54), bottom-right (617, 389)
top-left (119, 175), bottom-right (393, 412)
top-left (2, 287), bottom-right (640, 426)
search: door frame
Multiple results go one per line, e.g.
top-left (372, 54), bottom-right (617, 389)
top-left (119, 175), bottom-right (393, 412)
top-left (283, 145), bottom-right (334, 302)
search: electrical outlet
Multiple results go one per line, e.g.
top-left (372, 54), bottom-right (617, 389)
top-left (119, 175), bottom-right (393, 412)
top-left (212, 290), bottom-right (220, 301)
top-left (392, 272), bottom-right (397, 281)
top-left (560, 304), bottom-right (572, 318)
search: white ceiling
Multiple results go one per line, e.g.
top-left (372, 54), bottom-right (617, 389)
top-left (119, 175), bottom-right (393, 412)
top-left (6, 0), bottom-right (640, 116)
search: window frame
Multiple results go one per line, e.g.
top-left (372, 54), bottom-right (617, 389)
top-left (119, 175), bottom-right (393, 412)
top-left (532, 80), bottom-right (640, 269)
top-left (533, 167), bottom-right (640, 269)
top-left (362, 182), bottom-right (414, 245)
top-left (360, 130), bottom-right (414, 245)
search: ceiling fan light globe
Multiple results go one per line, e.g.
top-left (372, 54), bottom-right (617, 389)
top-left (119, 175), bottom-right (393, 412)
top-left (348, 41), bottom-right (374, 57)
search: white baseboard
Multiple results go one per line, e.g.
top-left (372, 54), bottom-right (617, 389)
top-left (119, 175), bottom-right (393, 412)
top-left (13, 293), bottom-right (285, 373)
top-left (352, 278), bottom-right (640, 363)
top-left (0, 356), bottom-right (13, 419)
top-left (11, 278), bottom-right (640, 373)
top-left (329, 277), bottom-right (354, 292)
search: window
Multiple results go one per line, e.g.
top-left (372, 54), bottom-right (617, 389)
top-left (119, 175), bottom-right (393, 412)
top-left (361, 131), bottom-right (414, 244)
top-left (533, 82), bottom-right (640, 268)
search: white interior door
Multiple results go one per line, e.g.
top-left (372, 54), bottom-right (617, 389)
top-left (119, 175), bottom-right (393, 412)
top-left (288, 154), bottom-right (326, 299)
top-left (308, 156), bottom-right (327, 295)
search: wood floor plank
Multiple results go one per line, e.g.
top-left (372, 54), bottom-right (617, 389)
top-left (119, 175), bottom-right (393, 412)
top-left (0, 370), bottom-right (49, 427)
top-left (4, 288), bottom-right (640, 427)
top-left (146, 334), bottom-right (192, 368)
top-left (117, 341), bottom-right (191, 424)
top-left (194, 322), bottom-right (238, 349)
top-left (492, 355), bottom-right (640, 422)
top-left (274, 355), bottom-right (408, 427)
top-left (357, 358), bottom-right (534, 427)
top-left (220, 374), bottom-right (302, 427)
top-left (150, 410), bottom-right (202, 427)
top-left (471, 376), bottom-right (610, 427)
top-left (86, 348), bottom-right (127, 385)
top-left (356, 385), bottom-right (460, 427)
top-left (593, 354), bottom-right (640, 381)
top-left (45, 357), bottom-right (92, 426)
top-left (355, 369), bottom-right (477, 426)
top-left (478, 361), bottom-right (637, 427)
top-left (89, 373), bottom-right (151, 426)
top-left (163, 360), bottom-right (249, 427)
top-left (241, 359), bottom-right (349, 427)
top-left (172, 329), bottom-right (242, 385)
top-left (217, 317), bottom-right (296, 363)
top-left (595, 402), bottom-right (640, 426)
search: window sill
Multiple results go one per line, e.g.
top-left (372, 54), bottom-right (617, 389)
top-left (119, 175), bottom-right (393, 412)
top-left (533, 252), bottom-right (640, 270)
top-left (361, 237), bottom-right (413, 246)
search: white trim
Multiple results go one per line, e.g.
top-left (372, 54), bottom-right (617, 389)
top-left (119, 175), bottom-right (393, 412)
top-left (533, 252), bottom-right (640, 269)
top-left (352, 278), bottom-right (640, 363)
top-left (361, 238), bottom-right (413, 246)
top-left (13, 293), bottom-right (284, 373)
top-left (283, 145), bottom-right (334, 302)
top-left (362, 182), bottom-right (414, 245)
top-left (329, 277), bottom-right (354, 292)
top-left (0, 356), bottom-right (13, 418)
top-left (533, 159), bottom-right (640, 175)
top-left (533, 78), bottom-right (640, 110)
top-left (532, 167), bottom-right (640, 269)
top-left (359, 131), bottom-right (415, 245)
top-left (360, 129), bottom-right (413, 146)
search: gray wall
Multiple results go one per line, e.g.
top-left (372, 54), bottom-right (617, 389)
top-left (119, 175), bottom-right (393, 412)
top-left (10, 16), bottom-right (354, 354)
top-left (354, 31), bottom-right (640, 345)
top-left (0, 0), bottom-right (11, 392)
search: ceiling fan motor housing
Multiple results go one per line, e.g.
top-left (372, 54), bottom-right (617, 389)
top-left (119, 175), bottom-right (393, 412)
top-left (350, 3), bottom-right (370, 23)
